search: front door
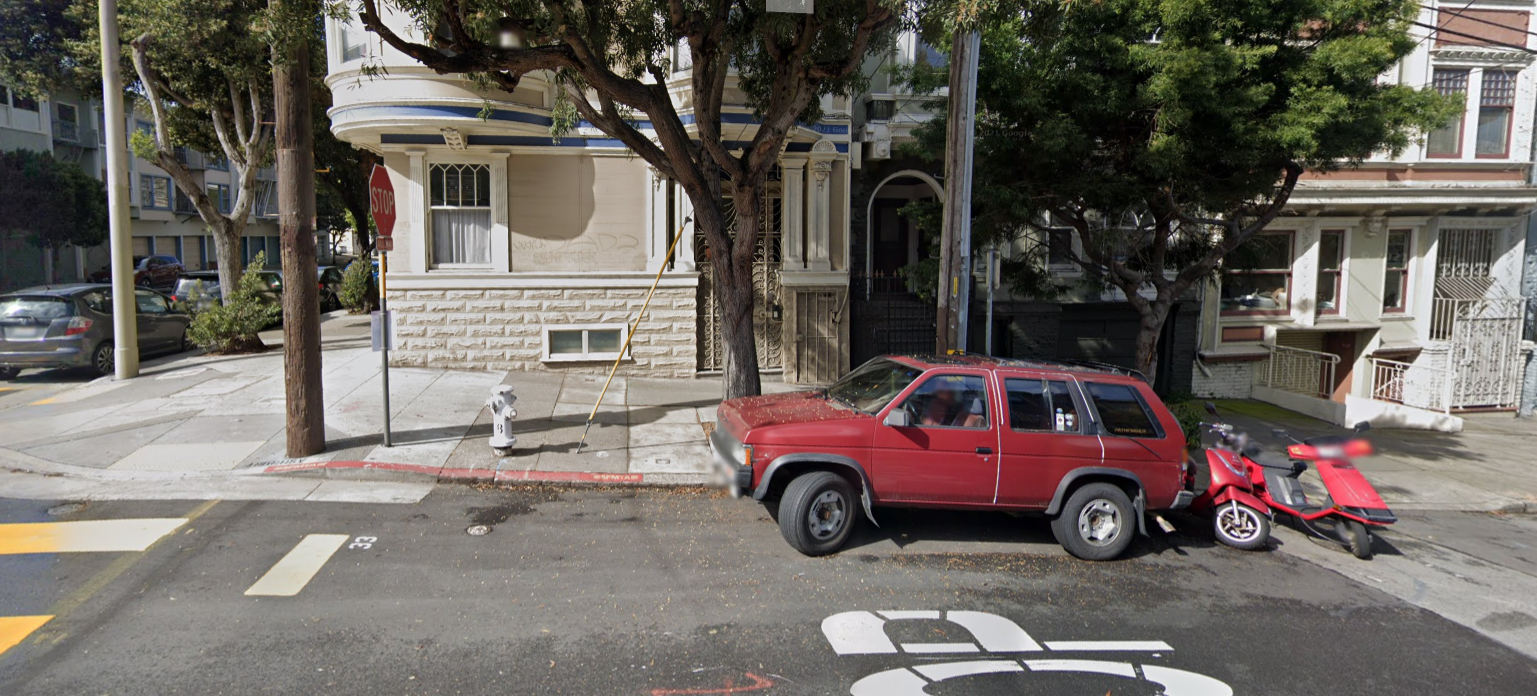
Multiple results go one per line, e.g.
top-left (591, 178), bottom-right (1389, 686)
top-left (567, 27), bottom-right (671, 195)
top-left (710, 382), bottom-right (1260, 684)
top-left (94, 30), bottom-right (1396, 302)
top-left (872, 372), bottom-right (999, 504)
top-left (1323, 331), bottom-right (1356, 402)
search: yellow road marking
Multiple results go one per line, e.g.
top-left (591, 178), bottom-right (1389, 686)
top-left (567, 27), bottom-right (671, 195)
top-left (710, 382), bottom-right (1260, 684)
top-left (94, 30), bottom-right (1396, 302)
top-left (245, 534), bottom-right (349, 597)
top-left (0, 519), bottom-right (189, 555)
top-left (0, 616), bottom-right (53, 656)
top-left (29, 397), bottom-right (56, 405)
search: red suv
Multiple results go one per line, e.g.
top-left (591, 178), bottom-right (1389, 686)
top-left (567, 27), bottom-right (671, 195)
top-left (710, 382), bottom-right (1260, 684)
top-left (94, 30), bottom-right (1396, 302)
top-left (711, 355), bottom-right (1193, 560)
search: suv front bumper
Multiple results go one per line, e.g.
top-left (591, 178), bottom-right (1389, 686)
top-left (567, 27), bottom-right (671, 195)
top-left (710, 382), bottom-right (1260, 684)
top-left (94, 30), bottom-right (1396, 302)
top-left (708, 427), bottom-right (753, 497)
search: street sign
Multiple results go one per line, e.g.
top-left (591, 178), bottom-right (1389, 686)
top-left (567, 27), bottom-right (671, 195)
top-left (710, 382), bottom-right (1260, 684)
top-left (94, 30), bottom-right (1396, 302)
top-left (375, 237), bottom-right (394, 252)
top-left (368, 164), bottom-right (396, 238)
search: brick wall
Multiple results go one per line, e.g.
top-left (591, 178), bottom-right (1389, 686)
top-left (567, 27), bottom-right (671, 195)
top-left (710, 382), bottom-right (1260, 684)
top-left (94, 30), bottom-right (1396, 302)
top-left (389, 287), bottom-right (698, 377)
top-left (1192, 360), bottom-right (1254, 399)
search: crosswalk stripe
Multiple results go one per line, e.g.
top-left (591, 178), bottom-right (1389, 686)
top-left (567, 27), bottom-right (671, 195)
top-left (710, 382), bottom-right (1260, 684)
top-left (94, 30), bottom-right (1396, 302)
top-left (0, 519), bottom-right (188, 555)
top-left (244, 534), bottom-right (349, 597)
top-left (0, 616), bottom-right (53, 656)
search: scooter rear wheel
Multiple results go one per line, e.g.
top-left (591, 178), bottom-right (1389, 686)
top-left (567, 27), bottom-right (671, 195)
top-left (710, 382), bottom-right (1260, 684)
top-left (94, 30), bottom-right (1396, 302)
top-left (1340, 519), bottom-right (1373, 560)
top-left (1213, 502), bottom-right (1270, 550)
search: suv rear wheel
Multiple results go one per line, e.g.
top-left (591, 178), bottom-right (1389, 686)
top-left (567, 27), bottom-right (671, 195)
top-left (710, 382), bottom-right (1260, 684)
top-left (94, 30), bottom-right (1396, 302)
top-left (1051, 482), bottom-right (1135, 561)
top-left (778, 471), bottom-right (857, 556)
top-left (0, 367), bottom-right (19, 381)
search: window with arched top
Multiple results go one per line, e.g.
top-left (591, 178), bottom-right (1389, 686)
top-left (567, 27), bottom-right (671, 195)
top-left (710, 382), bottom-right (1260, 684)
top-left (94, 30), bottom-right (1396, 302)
top-left (428, 163), bottom-right (492, 267)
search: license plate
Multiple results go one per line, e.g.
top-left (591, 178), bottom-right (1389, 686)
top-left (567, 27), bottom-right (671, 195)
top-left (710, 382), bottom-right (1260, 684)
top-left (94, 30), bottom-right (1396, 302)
top-left (0, 324), bottom-right (45, 340)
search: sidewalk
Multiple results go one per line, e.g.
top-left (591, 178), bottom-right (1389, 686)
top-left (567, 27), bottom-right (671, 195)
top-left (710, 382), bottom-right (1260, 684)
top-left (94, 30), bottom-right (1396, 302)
top-left (1212, 400), bottom-right (1537, 513)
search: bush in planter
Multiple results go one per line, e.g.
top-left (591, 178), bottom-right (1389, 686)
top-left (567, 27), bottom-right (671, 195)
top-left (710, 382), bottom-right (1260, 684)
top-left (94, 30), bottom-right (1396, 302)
top-left (187, 252), bottom-right (282, 353)
top-left (339, 258), bottom-right (377, 313)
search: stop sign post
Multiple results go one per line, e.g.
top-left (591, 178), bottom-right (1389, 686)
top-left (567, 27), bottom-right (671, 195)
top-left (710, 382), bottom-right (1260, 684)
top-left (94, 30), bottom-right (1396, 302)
top-left (368, 164), bottom-right (396, 447)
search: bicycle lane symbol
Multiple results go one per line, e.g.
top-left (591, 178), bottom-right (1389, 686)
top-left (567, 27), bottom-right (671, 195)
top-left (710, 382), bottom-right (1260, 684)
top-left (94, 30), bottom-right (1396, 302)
top-left (823, 611), bottom-right (1233, 696)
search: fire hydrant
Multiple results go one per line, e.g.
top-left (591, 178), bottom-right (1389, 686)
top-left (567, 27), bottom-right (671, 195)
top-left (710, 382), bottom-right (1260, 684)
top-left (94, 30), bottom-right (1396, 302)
top-left (486, 385), bottom-right (518, 455)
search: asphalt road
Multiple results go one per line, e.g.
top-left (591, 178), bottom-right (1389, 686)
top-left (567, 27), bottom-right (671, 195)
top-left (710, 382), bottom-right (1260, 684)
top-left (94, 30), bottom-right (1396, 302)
top-left (2, 487), bottom-right (1535, 696)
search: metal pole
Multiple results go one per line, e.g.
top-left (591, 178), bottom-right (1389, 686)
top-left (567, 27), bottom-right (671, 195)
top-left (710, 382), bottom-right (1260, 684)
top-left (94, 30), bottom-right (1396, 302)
top-left (985, 244), bottom-right (996, 355)
top-left (380, 251), bottom-right (392, 446)
top-left (99, 0), bottom-right (138, 379)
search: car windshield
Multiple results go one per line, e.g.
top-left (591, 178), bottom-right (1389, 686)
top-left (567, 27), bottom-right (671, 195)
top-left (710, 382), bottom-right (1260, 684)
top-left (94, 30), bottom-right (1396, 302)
top-left (824, 358), bottom-right (924, 414)
top-left (175, 278), bottom-right (220, 298)
top-left (0, 297), bottom-right (74, 322)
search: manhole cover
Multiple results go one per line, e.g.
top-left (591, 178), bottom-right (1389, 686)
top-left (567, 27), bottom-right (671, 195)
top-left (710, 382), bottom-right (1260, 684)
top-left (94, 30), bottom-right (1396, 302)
top-left (47, 503), bottom-right (86, 516)
top-left (466, 525), bottom-right (492, 536)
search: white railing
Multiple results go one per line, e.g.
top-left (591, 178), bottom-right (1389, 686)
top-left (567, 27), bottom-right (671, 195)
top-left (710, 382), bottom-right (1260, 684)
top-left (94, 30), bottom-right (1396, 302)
top-left (1257, 345), bottom-right (1339, 400)
top-left (1367, 357), bottom-right (1451, 414)
top-left (1430, 297), bottom-right (1477, 341)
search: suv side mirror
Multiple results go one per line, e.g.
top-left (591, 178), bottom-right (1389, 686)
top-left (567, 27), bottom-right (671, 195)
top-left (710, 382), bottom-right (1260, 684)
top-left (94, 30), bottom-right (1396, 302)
top-left (882, 409), bottom-right (910, 428)
top-left (1204, 401), bottom-right (1219, 416)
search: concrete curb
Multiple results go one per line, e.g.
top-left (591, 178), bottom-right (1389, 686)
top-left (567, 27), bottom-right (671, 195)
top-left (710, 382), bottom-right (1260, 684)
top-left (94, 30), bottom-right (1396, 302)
top-left (261, 459), bottom-right (710, 486)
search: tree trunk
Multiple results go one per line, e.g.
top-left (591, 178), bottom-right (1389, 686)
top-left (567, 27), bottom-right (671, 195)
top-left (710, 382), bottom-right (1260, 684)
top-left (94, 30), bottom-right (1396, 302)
top-left (210, 217), bottom-right (244, 296)
top-left (1133, 302), bottom-right (1170, 386)
top-left (273, 18), bottom-right (325, 458)
top-left (716, 186), bottom-right (762, 400)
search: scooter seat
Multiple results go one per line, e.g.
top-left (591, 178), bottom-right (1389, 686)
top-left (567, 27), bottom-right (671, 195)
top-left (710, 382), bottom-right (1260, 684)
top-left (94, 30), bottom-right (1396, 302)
top-left (1243, 444), bottom-right (1306, 476)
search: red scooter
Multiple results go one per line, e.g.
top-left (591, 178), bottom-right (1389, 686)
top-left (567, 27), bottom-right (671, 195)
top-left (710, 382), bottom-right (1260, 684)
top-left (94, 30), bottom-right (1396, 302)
top-left (1188, 402), bottom-right (1396, 559)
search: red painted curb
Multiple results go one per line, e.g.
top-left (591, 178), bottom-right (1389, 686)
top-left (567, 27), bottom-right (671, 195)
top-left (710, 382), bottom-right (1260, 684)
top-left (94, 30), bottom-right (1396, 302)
top-left (261, 459), bottom-right (648, 484)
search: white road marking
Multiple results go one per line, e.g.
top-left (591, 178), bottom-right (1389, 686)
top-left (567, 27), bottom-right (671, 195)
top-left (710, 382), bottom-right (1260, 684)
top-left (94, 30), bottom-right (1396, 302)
top-left (947, 610), bottom-right (1042, 652)
top-left (244, 534), bottom-right (349, 597)
top-left (912, 660), bottom-right (1023, 681)
top-left (879, 610), bottom-right (940, 620)
top-left (1141, 664), bottom-right (1236, 696)
top-left (901, 642), bottom-right (979, 653)
top-left (1024, 659), bottom-right (1136, 678)
top-left (1044, 640), bottom-right (1173, 652)
top-left (823, 611), bottom-right (897, 654)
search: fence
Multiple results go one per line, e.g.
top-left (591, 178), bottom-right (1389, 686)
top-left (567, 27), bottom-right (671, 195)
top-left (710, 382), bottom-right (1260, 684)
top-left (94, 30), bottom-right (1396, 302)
top-left (1367, 357), bottom-right (1451, 413)
top-left (1256, 345), bottom-right (1339, 399)
top-left (1430, 297), bottom-right (1478, 341)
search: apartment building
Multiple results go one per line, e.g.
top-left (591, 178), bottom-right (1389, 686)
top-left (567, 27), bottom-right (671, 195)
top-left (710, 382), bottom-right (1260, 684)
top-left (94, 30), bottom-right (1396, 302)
top-left (0, 83), bottom-right (281, 292)
top-left (1192, 2), bottom-right (1537, 429)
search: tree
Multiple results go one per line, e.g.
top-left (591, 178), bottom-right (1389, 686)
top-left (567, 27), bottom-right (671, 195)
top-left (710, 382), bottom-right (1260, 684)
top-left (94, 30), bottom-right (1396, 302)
top-left (358, 0), bottom-right (901, 398)
top-left (0, 0), bottom-right (89, 96)
top-left (0, 149), bottom-right (109, 282)
top-left (901, 0), bottom-right (1456, 378)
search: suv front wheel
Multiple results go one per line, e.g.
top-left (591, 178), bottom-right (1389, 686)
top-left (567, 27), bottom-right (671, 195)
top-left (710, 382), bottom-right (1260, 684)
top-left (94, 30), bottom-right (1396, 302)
top-left (1051, 482), bottom-right (1136, 561)
top-left (778, 471), bottom-right (857, 556)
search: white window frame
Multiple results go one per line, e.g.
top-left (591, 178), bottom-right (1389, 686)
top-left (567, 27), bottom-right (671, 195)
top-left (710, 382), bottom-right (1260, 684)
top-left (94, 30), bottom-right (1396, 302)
top-left (542, 324), bottom-right (630, 363)
top-left (335, 15), bottom-right (371, 63)
top-left (424, 155), bottom-right (505, 271)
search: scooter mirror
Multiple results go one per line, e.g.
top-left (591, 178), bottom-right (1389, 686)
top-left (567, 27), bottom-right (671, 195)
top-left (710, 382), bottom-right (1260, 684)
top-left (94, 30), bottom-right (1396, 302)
top-left (1271, 428), bottom-right (1289, 440)
top-left (1204, 401), bottom-right (1219, 416)
top-left (1353, 421), bottom-right (1372, 433)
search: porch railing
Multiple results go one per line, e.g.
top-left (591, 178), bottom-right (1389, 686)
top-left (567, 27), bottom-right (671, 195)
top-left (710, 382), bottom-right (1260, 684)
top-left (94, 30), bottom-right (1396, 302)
top-left (1257, 345), bottom-right (1339, 400)
top-left (1430, 297), bottom-right (1477, 341)
top-left (1367, 357), bottom-right (1451, 414)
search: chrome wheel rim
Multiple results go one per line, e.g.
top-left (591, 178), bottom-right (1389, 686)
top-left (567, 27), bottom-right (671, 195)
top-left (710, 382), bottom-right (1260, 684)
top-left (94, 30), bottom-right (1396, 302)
top-left (95, 344), bottom-right (114, 374)
top-left (1217, 505), bottom-right (1261, 542)
top-left (807, 490), bottom-right (847, 540)
top-left (1077, 499), bottom-right (1122, 547)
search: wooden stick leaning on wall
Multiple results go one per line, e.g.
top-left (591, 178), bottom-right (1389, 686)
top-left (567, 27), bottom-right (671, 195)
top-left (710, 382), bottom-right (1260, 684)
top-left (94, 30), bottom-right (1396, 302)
top-left (574, 215), bottom-right (692, 453)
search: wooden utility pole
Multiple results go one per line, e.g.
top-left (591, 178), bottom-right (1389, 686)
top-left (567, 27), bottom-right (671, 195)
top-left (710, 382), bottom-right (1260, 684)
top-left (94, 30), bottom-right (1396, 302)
top-left (936, 28), bottom-right (980, 354)
top-left (273, 1), bottom-right (325, 456)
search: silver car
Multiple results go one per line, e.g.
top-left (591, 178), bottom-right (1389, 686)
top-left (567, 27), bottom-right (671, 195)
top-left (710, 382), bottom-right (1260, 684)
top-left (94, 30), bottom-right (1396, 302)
top-left (0, 284), bottom-right (193, 380)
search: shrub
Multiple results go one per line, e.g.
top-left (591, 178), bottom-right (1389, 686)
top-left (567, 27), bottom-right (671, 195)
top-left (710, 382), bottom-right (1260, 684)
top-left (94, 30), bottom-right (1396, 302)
top-left (187, 252), bottom-right (281, 353)
top-left (339, 258), bottom-right (376, 313)
top-left (1169, 399), bottom-right (1205, 450)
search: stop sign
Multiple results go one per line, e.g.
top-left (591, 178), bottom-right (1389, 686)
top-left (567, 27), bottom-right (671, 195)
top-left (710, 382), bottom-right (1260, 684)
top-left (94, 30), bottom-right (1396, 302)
top-left (369, 164), bottom-right (396, 238)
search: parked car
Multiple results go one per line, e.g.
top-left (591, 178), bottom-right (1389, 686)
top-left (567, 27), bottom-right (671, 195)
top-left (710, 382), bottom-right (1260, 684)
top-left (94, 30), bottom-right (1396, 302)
top-left (86, 255), bottom-right (185, 290)
top-left (0, 284), bottom-right (193, 379)
top-left (171, 270), bottom-right (282, 314)
top-left (710, 355), bottom-right (1193, 560)
top-left (318, 266), bottom-right (344, 312)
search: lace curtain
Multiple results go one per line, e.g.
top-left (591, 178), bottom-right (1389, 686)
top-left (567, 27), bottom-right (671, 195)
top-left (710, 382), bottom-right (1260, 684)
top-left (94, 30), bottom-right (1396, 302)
top-left (431, 208), bottom-right (491, 265)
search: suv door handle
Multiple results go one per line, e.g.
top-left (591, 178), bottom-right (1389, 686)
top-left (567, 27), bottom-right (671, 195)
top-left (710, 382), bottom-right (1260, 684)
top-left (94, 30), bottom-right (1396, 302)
top-left (976, 447), bottom-right (993, 455)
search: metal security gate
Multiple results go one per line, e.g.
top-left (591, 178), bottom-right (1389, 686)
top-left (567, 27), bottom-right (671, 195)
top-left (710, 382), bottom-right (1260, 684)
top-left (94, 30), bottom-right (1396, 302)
top-left (850, 274), bottom-right (936, 364)
top-left (1449, 297), bottom-right (1524, 409)
top-left (696, 186), bottom-right (783, 372)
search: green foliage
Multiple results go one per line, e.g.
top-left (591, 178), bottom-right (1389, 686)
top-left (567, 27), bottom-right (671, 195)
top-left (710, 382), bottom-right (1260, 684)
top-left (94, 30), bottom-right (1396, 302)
top-left (1167, 396), bottom-right (1205, 450)
top-left (188, 251), bottom-right (281, 353)
top-left (339, 258), bottom-right (376, 314)
top-left (0, 149), bottom-right (108, 250)
top-left (0, 0), bottom-right (89, 96)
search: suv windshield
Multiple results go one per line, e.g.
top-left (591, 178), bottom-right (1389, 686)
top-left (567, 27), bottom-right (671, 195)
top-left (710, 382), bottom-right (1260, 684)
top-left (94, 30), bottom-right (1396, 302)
top-left (825, 358), bottom-right (924, 413)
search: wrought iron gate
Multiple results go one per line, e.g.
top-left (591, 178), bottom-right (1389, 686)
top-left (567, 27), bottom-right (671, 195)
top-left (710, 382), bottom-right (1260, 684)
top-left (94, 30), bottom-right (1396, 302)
top-left (850, 273), bottom-right (936, 364)
top-left (1449, 297), bottom-right (1524, 409)
top-left (696, 186), bottom-right (783, 372)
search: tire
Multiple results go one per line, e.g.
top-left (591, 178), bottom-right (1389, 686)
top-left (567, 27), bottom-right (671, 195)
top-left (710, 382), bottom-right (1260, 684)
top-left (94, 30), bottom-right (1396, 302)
top-left (1051, 482), bottom-right (1137, 561)
top-left (137, 277), bottom-right (152, 288)
top-left (778, 471), bottom-right (857, 556)
top-left (179, 329), bottom-right (195, 353)
top-left (1213, 501), bottom-right (1271, 550)
top-left (90, 342), bottom-right (115, 377)
top-left (1340, 519), bottom-right (1373, 560)
top-left (0, 367), bottom-right (19, 381)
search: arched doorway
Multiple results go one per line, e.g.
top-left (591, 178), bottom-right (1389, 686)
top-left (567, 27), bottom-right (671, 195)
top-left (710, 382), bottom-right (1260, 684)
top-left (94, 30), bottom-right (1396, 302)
top-left (851, 170), bottom-right (943, 364)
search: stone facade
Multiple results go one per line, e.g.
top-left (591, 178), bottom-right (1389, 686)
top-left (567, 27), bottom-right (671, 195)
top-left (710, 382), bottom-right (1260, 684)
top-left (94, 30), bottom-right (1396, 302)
top-left (390, 287), bottom-right (697, 377)
top-left (1192, 361), bottom-right (1256, 400)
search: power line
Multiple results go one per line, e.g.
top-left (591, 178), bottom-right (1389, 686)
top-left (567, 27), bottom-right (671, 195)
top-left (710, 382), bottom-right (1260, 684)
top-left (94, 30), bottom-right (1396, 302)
top-left (1408, 20), bottom-right (1537, 54)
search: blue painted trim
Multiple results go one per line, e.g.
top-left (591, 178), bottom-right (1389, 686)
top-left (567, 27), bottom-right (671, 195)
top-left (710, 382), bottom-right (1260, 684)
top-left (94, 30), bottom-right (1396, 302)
top-left (344, 104), bottom-right (848, 136)
top-left (382, 132), bottom-right (849, 153)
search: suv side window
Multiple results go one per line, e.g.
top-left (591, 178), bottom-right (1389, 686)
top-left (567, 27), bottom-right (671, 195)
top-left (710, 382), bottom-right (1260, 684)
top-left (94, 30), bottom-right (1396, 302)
top-left (900, 374), bottom-right (990, 429)
top-left (1006, 378), bottom-right (1082, 433)
top-left (1086, 382), bottom-right (1163, 439)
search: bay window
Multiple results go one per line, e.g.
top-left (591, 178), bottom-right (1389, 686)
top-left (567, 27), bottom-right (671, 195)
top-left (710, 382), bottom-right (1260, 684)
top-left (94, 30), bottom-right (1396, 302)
top-left (1427, 68), bottom-right (1468, 157)
top-left (1221, 232), bottom-right (1292, 315)
top-left (429, 163), bottom-right (492, 267)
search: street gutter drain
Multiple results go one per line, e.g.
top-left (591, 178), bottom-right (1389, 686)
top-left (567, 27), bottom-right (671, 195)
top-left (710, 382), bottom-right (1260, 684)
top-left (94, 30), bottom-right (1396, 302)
top-left (466, 525), bottom-right (492, 536)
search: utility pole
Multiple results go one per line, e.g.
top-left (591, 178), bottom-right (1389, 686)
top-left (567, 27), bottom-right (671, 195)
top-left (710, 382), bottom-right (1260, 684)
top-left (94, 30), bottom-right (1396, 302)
top-left (98, 0), bottom-right (138, 379)
top-left (936, 27), bottom-right (980, 354)
top-left (272, 0), bottom-right (325, 456)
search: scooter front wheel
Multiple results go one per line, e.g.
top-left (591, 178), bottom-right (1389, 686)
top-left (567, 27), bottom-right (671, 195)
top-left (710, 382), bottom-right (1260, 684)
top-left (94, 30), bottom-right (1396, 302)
top-left (1213, 502), bottom-right (1270, 550)
top-left (1340, 519), bottom-right (1373, 560)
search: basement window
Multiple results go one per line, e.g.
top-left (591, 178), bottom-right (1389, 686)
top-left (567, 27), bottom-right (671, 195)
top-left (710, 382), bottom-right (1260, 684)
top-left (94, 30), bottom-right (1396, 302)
top-left (543, 325), bottom-right (627, 362)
